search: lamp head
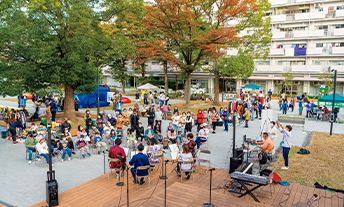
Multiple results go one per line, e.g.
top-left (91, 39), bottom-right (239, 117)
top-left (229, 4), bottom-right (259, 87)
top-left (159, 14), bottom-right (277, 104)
top-left (94, 51), bottom-right (101, 55)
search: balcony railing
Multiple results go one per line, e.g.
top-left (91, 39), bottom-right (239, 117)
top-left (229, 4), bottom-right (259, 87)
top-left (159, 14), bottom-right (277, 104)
top-left (272, 10), bottom-right (344, 23)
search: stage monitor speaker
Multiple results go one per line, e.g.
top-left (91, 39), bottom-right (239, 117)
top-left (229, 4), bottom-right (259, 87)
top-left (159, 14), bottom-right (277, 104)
top-left (229, 157), bottom-right (241, 174)
top-left (234, 148), bottom-right (243, 164)
top-left (46, 180), bottom-right (59, 206)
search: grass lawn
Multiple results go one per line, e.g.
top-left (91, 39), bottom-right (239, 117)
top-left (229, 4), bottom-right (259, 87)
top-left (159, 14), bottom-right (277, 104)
top-left (177, 102), bottom-right (229, 114)
top-left (273, 132), bottom-right (344, 189)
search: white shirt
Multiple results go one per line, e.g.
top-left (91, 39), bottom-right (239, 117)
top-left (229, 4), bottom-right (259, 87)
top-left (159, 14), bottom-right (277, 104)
top-left (179, 152), bottom-right (192, 171)
top-left (268, 126), bottom-right (278, 140)
top-left (159, 94), bottom-right (165, 101)
top-left (36, 142), bottom-right (49, 154)
top-left (172, 115), bottom-right (181, 125)
top-left (279, 127), bottom-right (291, 148)
top-left (104, 125), bottom-right (114, 136)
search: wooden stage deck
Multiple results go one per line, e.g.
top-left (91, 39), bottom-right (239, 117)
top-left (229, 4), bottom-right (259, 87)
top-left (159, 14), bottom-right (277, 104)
top-left (33, 163), bottom-right (343, 207)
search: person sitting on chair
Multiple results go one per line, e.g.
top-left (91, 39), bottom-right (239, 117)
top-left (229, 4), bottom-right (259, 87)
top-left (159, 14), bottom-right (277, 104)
top-left (186, 133), bottom-right (196, 156)
top-left (129, 143), bottom-right (150, 185)
top-left (59, 136), bottom-right (72, 163)
top-left (176, 144), bottom-right (193, 180)
top-left (36, 137), bottom-right (52, 165)
top-left (25, 131), bottom-right (38, 165)
top-left (168, 128), bottom-right (177, 144)
top-left (195, 123), bottom-right (209, 149)
top-left (144, 124), bottom-right (155, 144)
top-left (136, 122), bottom-right (145, 142)
top-left (109, 138), bottom-right (126, 180)
top-left (94, 132), bottom-right (107, 155)
top-left (29, 123), bottom-right (39, 134)
top-left (146, 138), bottom-right (162, 164)
top-left (154, 120), bottom-right (163, 142)
top-left (253, 132), bottom-right (273, 156)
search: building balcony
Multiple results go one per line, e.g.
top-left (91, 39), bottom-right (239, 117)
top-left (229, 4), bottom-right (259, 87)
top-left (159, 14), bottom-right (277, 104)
top-left (271, 10), bottom-right (344, 23)
top-left (272, 29), bottom-right (344, 40)
top-left (270, 0), bottom-right (344, 8)
top-left (227, 49), bottom-right (238, 56)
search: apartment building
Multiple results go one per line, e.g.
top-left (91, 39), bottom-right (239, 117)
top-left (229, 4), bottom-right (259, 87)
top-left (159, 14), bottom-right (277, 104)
top-left (247, 0), bottom-right (344, 96)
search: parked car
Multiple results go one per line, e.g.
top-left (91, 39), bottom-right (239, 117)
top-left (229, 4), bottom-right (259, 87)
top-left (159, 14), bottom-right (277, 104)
top-left (190, 85), bottom-right (206, 94)
top-left (157, 85), bottom-right (173, 93)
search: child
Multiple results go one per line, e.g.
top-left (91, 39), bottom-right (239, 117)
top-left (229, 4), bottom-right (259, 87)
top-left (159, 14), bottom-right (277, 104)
top-left (76, 135), bottom-right (91, 158)
top-left (173, 106), bottom-right (178, 114)
top-left (38, 123), bottom-right (47, 132)
top-left (94, 132), bottom-right (107, 155)
top-left (177, 122), bottom-right (184, 143)
top-left (116, 113), bottom-right (124, 138)
top-left (127, 128), bottom-right (137, 148)
top-left (108, 129), bottom-right (116, 146)
top-left (29, 123), bottom-right (39, 134)
top-left (59, 136), bottom-right (71, 162)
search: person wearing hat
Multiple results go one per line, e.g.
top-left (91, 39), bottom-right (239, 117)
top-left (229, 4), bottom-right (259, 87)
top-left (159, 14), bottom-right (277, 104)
top-left (195, 123), bottom-right (209, 149)
top-left (36, 137), bottom-right (52, 165)
top-left (129, 143), bottom-right (150, 185)
top-left (25, 131), bottom-right (38, 164)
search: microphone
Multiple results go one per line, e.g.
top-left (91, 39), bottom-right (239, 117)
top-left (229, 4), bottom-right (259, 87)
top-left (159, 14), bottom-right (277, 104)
top-left (209, 168), bottom-right (215, 171)
top-left (162, 150), bottom-right (166, 154)
top-left (164, 159), bottom-right (170, 163)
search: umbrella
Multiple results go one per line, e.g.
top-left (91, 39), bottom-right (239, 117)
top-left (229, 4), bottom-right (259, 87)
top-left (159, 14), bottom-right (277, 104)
top-left (137, 83), bottom-right (159, 90)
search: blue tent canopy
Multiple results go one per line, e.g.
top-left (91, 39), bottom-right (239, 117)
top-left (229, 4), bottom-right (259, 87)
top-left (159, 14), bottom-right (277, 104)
top-left (76, 86), bottom-right (110, 108)
top-left (242, 83), bottom-right (262, 90)
top-left (319, 93), bottom-right (344, 103)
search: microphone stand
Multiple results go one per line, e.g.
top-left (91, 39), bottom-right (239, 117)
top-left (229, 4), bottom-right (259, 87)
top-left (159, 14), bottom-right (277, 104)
top-left (126, 165), bottom-right (130, 207)
top-left (103, 150), bottom-right (105, 175)
top-left (160, 159), bottom-right (169, 207)
top-left (116, 155), bottom-right (125, 187)
top-left (203, 168), bottom-right (215, 207)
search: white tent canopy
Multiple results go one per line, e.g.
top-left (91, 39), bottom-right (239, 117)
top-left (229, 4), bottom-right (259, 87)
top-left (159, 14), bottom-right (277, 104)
top-left (137, 83), bottom-right (159, 90)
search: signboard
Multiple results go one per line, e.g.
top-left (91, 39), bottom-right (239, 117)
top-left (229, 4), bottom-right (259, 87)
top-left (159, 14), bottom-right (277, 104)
top-left (324, 102), bottom-right (344, 108)
top-left (318, 85), bottom-right (327, 107)
top-left (107, 92), bottom-right (115, 102)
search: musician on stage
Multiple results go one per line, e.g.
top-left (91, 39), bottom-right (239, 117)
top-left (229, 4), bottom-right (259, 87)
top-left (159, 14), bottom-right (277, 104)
top-left (129, 143), bottom-right (150, 185)
top-left (108, 139), bottom-right (126, 180)
top-left (253, 132), bottom-right (273, 155)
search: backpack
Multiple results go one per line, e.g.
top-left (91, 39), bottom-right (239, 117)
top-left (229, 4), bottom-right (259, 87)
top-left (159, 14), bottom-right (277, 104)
top-left (258, 150), bottom-right (268, 165)
top-left (297, 148), bottom-right (310, 155)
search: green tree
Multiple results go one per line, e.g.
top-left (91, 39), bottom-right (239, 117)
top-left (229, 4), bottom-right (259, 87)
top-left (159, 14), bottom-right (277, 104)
top-left (0, 1), bottom-right (131, 120)
top-left (145, 0), bottom-right (271, 108)
top-left (217, 51), bottom-right (255, 91)
top-left (318, 72), bottom-right (334, 93)
top-left (281, 72), bottom-right (294, 95)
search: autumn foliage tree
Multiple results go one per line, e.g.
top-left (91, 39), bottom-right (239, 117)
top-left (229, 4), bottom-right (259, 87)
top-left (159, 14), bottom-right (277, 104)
top-left (144, 0), bottom-right (267, 108)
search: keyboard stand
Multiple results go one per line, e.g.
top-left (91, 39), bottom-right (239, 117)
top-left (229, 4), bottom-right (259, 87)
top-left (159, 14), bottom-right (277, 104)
top-left (237, 180), bottom-right (264, 203)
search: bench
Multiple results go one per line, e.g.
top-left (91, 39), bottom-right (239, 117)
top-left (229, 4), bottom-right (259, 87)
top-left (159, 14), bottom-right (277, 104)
top-left (277, 114), bottom-right (305, 130)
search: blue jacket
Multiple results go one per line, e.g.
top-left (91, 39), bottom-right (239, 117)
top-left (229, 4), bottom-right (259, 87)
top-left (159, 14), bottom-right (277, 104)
top-left (108, 117), bottom-right (117, 126)
top-left (129, 153), bottom-right (150, 176)
top-left (222, 111), bottom-right (229, 121)
top-left (306, 104), bottom-right (312, 112)
top-left (258, 103), bottom-right (263, 110)
top-left (299, 101), bottom-right (303, 108)
top-left (20, 97), bottom-right (28, 107)
top-left (49, 102), bottom-right (57, 112)
top-left (10, 121), bottom-right (25, 129)
top-left (144, 129), bottom-right (155, 139)
top-left (94, 136), bottom-right (102, 144)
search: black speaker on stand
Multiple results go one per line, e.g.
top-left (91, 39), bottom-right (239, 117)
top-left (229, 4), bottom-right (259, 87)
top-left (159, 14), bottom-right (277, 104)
top-left (46, 171), bottom-right (58, 206)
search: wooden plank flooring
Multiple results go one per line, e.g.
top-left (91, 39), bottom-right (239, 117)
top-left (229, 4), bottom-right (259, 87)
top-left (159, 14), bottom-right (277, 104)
top-left (32, 162), bottom-right (343, 207)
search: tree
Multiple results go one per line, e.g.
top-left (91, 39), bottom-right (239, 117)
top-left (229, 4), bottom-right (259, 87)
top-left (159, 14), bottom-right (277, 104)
top-left (145, 0), bottom-right (270, 108)
top-left (281, 72), bottom-right (294, 95)
top-left (0, 1), bottom-right (131, 121)
top-left (318, 72), bottom-right (334, 93)
top-left (217, 51), bottom-right (255, 91)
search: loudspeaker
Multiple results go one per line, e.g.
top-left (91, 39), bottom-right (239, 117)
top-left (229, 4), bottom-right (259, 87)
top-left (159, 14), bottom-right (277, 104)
top-left (234, 148), bottom-right (243, 164)
top-left (46, 180), bottom-right (58, 206)
top-left (229, 157), bottom-right (241, 174)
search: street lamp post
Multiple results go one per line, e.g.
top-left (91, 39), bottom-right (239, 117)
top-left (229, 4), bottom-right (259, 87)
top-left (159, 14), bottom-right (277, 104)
top-left (94, 51), bottom-right (101, 116)
top-left (330, 69), bottom-right (337, 135)
top-left (222, 76), bottom-right (225, 102)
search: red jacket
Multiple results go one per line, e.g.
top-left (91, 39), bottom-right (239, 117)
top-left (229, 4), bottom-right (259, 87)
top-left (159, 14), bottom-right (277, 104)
top-left (197, 112), bottom-right (204, 124)
top-left (109, 145), bottom-right (126, 169)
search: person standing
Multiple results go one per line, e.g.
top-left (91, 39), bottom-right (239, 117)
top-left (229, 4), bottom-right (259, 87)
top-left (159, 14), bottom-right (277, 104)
top-left (135, 91), bottom-right (140, 103)
top-left (147, 107), bottom-right (155, 127)
top-left (258, 101), bottom-right (263, 119)
top-left (149, 92), bottom-right (154, 106)
top-left (164, 95), bottom-right (169, 105)
top-left (49, 100), bottom-right (57, 122)
top-left (210, 108), bottom-right (219, 134)
top-left (268, 89), bottom-right (272, 102)
top-left (222, 107), bottom-right (230, 132)
top-left (143, 91), bottom-right (148, 104)
top-left (155, 107), bottom-right (163, 125)
top-left (159, 92), bottom-right (165, 106)
top-left (290, 97), bottom-right (295, 112)
top-left (74, 98), bottom-right (79, 111)
top-left (276, 121), bottom-right (292, 170)
top-left (282, 100), bottom-right (287, 115)
top-left (268, 121), bottom-right (278, 155)
top-left (130, 110), bottom-right (140, 132)
top-left (196, 109), bottom-right (204, 132)
top-left (185, 112), bottom-right (193, 132)
top-left (243, 108), bottom-right (250, 128)
top-left (298, 99), bottom-right (303, 116)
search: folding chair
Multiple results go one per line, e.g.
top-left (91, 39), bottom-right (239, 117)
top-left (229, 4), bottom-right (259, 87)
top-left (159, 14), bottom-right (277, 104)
top-left (136, 165), bottom-right (151, 191)
top-left (25, 146), bottom-right (37, 161)
top-left (149, 154), bottom-right (163, 177)
top-left (196, 149), bottom-right (211, 174)
top-left (108, 158), bottom-right (123, 181)
top-left (56, 143), bottom-right (73, 161)
top-left (35, 153), bottom-right (47, 168)
top-left (179, 160), bottom-right (195, 184)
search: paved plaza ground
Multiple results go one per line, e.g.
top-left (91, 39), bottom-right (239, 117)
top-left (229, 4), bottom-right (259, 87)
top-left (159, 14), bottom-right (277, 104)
top-left (0, 97), bottom-right (343, 206)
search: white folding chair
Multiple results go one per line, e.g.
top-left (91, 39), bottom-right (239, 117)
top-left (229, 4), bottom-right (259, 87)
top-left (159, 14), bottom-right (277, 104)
top-left (196, 149), bottom-right (211, 175)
